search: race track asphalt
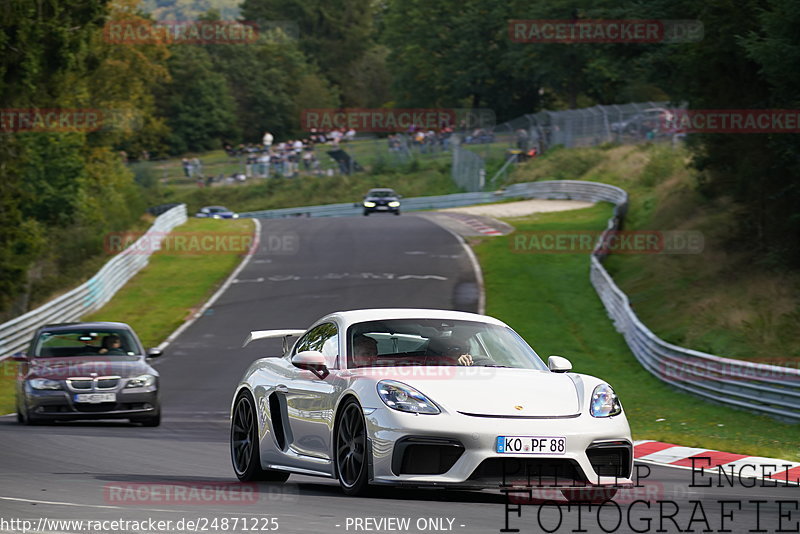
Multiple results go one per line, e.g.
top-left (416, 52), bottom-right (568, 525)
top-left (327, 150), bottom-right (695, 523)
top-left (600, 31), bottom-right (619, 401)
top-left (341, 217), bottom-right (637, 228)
top-left (0, 215), bottom-right (793, 534)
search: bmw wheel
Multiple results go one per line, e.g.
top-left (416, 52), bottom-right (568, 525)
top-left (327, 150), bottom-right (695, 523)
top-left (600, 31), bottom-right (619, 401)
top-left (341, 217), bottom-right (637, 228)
top-left (335, 398), bottom-right (369, 495)
top-left (131, 410), bottom-right (161, 427)
top-left (231, 390), bottom-right (290, 482)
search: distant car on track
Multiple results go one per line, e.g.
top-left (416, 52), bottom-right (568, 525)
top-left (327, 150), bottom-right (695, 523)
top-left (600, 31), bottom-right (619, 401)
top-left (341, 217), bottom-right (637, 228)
top-left (230, 308), bottom-right (632, 499)
top-left (361, 188), bottom-right (401, 216)
top-left (13, 322), bottom-right (162, 426)
top-left (195, 205), bottom-right (239, 219)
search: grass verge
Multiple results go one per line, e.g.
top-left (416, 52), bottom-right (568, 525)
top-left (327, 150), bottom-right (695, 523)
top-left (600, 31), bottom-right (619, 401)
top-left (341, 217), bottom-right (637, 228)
top-left (506, 143), bottom-right (800, 363)
top-left (0, 360), bottom-right (15, 415)
top-left (82, 218), bottom-right (254, 347)
top-left (473, 203), bottom-right (800, 460)
top-left (0, 217), bottom-right (253, 415)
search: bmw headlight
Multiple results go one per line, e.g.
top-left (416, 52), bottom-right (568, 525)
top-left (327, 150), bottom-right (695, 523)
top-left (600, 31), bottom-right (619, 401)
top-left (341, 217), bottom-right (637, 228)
top-left (590, 383), bottom-right (622, 417)
top-left (30, 378), bottom-right (62, 390)
top-left (232, 214), bottom-right (239, 219)
top-left (388, 201), bottom-right (400, 208)
top-left (363, 201), bottom-right (376, 208)
top-left (377, 380), bottom-right (440, 414)
top-left (125, 374), bottom-right (156, 389)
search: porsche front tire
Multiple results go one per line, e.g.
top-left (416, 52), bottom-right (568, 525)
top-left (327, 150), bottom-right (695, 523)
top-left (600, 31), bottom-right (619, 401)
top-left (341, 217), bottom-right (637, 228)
top-left (334, 398), bottom-right (369, 496)
top-left (231, 390), bottom-right (290, 482)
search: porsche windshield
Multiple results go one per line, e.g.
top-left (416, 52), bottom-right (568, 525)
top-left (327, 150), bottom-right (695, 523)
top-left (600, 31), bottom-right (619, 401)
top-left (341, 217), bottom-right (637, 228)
top-left (33, 329), bottom-right (140, 358)
top-left (347, 319), bottom-right (548, 370)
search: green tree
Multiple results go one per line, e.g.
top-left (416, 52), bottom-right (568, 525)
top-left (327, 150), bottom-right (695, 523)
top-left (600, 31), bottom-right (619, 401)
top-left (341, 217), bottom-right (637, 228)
top-left (204, 32), bottom-right (339, 141)
top-left (240, 0), bottom-right (377, 106)
top-left (157, 44), bottom-right (239, 153)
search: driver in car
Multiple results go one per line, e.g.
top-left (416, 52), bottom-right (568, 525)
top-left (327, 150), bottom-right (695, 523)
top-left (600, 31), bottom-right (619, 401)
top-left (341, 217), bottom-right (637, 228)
top-left (98, 334), bottom-right (126, 355)
top-left (440, 338), bottom-right (496, 366)
top-left (351, 335), bottom-right (378, 368)
top-left (445, 345), bottom-right (475, 366)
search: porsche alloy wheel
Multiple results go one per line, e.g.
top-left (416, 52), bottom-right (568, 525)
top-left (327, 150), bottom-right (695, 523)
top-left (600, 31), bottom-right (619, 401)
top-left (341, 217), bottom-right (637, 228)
top-left (231, 391), bottom-right (289, 482)
top-left (335, 399), bottom-right (369, 495)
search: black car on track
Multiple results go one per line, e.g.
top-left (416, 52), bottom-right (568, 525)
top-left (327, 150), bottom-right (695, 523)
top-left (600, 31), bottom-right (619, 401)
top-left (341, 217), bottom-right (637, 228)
top-left (361, 188), bottom-right (401, 216)
top-left (13, 322), bottom-right (162, 426)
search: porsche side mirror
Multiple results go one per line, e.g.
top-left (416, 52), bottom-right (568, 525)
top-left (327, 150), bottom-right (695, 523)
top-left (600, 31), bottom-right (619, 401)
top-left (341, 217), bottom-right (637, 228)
top-left (146, 348), bottom-right (163, 358)
top-left (292, 350), bottom-right (330, 379)
top-left (548, 355), bottom-right (572, 373)
top-left (11, 352), bottom-right (27, 362)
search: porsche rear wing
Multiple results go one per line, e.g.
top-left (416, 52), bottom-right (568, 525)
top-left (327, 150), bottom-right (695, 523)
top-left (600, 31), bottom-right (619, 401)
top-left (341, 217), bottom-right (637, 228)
top-left (243, 329), bottom-right (306, 354)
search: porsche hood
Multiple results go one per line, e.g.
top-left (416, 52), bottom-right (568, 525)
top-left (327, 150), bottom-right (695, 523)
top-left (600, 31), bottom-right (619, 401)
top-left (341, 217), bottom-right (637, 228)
top-left (363, 367), bottom-right (581, 417)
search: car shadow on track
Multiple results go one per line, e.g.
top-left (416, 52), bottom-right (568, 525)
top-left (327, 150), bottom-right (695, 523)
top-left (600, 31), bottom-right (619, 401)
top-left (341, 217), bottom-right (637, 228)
top-left (296, 482), bottom-right (508, 504)
top-left (89, 474), bottom-right (508, 504)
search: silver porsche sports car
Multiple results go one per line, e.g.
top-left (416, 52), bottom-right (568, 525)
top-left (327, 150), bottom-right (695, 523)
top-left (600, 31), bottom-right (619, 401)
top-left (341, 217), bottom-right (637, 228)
top-left (230, 309), bottom-right (633, 499)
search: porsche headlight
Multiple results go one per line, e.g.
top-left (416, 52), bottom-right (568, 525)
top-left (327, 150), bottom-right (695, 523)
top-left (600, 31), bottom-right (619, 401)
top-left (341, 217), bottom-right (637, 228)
top-left (125, 374), bottom-right (156, 389)
top-left (30, 378), bottom-right (62, 390)
top-left (363, 201), bottom-right (376, 208)
top-left (388, 201), bottom-right (400, 208)
top-left (377, 380), bottom-right (440, 414)
top-left (590, 383), bottom-right (622, 417)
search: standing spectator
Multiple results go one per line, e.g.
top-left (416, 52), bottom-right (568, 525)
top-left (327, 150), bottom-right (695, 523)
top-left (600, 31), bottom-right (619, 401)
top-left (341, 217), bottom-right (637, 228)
top-left (258, 152), bottom-right (270, 177)
top-left (182, 158), bottom-right (191, 177)
top-left (516, 128), bottom-right (529, 150)
top-left (302, 147), bottom-right (314, 171)
top-left (262, 131), bottom-right (274, 150)
top-left (271, 150), bottom-right (282, 176)
top-left (328, 129), bottom-right (342, 147)
top-left (246, 153), bottom-right (257, 177)
top-left (191, 157), bottom-right (202, 177)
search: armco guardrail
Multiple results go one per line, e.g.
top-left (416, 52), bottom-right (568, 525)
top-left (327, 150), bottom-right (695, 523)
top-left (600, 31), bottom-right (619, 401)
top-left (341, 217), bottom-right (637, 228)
top-left (240, 181), bottom-right (627, 219)
top-left (0, 204), bottom-right (188, 359)
top-left (245, 180), bottom-right (800, 420)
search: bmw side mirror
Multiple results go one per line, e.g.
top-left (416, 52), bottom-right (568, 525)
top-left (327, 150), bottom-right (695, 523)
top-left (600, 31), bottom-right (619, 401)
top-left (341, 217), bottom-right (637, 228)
top-left (11, 352), bottom-right (27, 362)
top-left (548, 355), bottom-right (572, 373)
top-left (292, 350), bottom-right (329, 379)
top-left (146, 348), bottom-right (163, 359)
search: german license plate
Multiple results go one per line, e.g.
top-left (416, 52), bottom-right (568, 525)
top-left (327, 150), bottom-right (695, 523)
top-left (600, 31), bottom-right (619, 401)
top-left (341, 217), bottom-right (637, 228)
top-left (496, 436), bottom-right (566, 454)
top-left (376, 206), bottom-right (388, 210)
top-left (74, 393), bottom-right (116, 404)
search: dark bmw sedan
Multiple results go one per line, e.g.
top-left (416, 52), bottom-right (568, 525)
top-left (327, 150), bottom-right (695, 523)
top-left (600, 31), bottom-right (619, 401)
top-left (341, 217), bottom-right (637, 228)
top-left (13, 322), bottom-right (162, 426)
top-left (362, 188), bottom-right (401, 216)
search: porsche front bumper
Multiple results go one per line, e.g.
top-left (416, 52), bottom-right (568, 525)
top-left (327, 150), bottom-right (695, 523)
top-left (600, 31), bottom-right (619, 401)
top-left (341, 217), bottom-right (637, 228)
top-left (365, 406), bottom-right (633, 489)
